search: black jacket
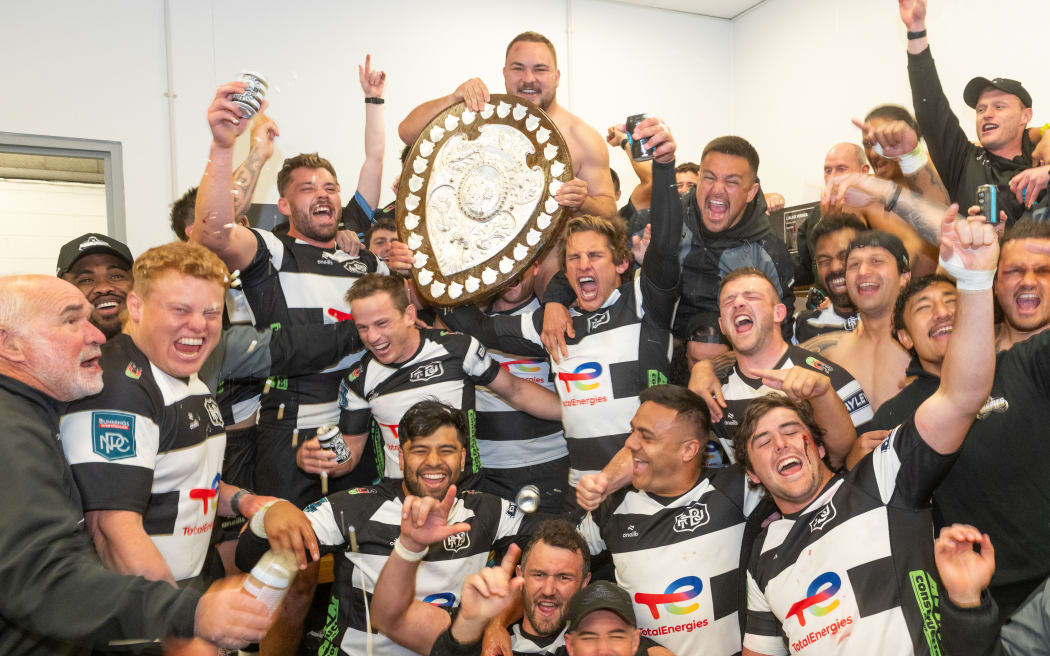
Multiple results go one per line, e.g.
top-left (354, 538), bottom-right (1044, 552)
top-left (0, 375), bottom-right (199, 655)
top-left (908, 46), bottom-right (1036, 224)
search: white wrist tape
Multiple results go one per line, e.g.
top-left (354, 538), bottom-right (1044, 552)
top-left (249, 499), bottom-right (279, 538)
top-left (939, 253), bottom-right (995, 291)
top-left (392, 537), bottom-right (428, 562)
top-left (872, 141), bottom-right (929, 175)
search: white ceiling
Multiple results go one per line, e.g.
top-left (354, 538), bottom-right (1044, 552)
top-left (611, 0), bottom-right (767, 20)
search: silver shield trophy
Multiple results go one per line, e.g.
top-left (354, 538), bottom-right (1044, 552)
top-left (397, 93), bottom-right (574, 306)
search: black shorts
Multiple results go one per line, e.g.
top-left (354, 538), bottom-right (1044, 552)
top-left (222, 424), bottom-right (258, 490)
top-left (477, 456), bottom-right (570, 515)
top-left (254, 424), bottom-right (379, 508)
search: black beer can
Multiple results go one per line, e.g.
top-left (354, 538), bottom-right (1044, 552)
top-left (626, 113), bottom-right (653, 162)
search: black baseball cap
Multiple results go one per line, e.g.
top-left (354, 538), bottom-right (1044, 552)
top-left (846, 230), bottom-right (910, 274)
top-left (964, 77), bottom-right (1032, 109)
top-left (56, 233), bottom-right (134, 277)
top-left (566, 581), bottom-right (637, 632)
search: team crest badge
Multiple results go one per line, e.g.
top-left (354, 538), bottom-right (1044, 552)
top-left (444, 532), bottom-right (470, 553)
top-left (125, 362), bottom-right (142, 380)
top-left (809, 501), bottom-right (836, 532)
top-left (91, 411), bottom-right (136, 461)
top-left (672, 502), bottom-right (710, 533)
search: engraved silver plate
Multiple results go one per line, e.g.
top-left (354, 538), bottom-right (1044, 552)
top-left (397, 94), bottom-right (573, 306)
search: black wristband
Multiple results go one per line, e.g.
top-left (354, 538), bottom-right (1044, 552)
top-left (619, 138), bottom-right (628, 149)
top-left (365, 97), bottom-right (385, 104)
top-left (231, 488), bottom-right (254, 517)
top-left (885, 184), bottom-right (903, 213)
top-left (906, 29), bottom-right (927, 40)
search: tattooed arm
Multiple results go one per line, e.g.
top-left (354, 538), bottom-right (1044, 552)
top-left (825, 173), bottom-right (945, 247)
top-left (902, 160), bottom-right (951, 207)
top-left (799, 330), bottom-right (847, 355)
top-left (231, 113), bottom-right (279, 222)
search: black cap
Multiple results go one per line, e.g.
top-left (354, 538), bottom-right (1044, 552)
top-left (964, 77), bottom-right (1032, 109)
top-left (56, 233), bottom-right (134, 278)
top-left (846, 230), bottom-right (910, 274)
top-left (566, 581), bottom-right (636, 632)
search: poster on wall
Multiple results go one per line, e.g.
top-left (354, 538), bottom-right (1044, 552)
top-left (767, 201), bottom-right (819, 255)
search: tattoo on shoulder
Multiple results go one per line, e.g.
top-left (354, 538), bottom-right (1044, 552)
top-left (800, 331), bottom-right (846, 354)
top-left (710, 351), bottom-right (738, 378)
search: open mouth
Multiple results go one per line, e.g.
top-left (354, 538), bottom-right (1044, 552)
top-left (733, 313), bottom-right (754, 334)
top-left (825, 275), bottom-right (846, 295)
top-left (173, 336), bottom-right (204, 358)
top-left (417, 469), bottom-right (449, 490)
top-left (855, 280), bottom-right (880, 296)
top-left (632, 457), bottom-right (648, 477)
top-left (928, 323), bottom-right (953, 339)
top-left (534, 599), bottom-right (561, 617)
top-left (1016, 291), bottom-right (1041, 314)
top-left (312, 203), bottom-right (334, 221)
top-left (518, 86), bottom-right (541, 101)
top-left (776, 456), bottom-right (803, 477)
top-left (92, 296), bottom-right (124, 316)
top-left (706, 197), bottom-right (729, 220)
top-left (370, 341), bottom-right (392, 357)
top-left (577, 276), bottom-right (599, 301)
top-left (981, 122), bottom-right (999, 135)
top-left (80, 354), bottom-right (102, 373)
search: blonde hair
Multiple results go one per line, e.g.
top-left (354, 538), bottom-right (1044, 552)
top-left (132, 241), bottom-right (229, 299)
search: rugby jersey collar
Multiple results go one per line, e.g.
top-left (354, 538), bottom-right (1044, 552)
top-left (734, 344), bottom-right (791, 390)
top-left (779, 472), bottom-right (844, 521)
top-left (513, 621), bottom-right (565, 649)
top-left (641, 472), bottom-right (708, 507)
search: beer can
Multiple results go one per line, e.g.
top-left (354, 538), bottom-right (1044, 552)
top-left (626, 113), bottom-right (653, 162)
top-left (515, 485), bottom-right (541, 514)
top-left (231, 71), bottom-right (269, 119)
top-left (316, 423), bottom-right (351, 464)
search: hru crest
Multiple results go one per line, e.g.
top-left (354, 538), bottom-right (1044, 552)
top-left (673, 502), bottom-right (710, 533)
top-left (410, 362), bottom-right (444, 383)
top-left (444, 532), bottom-right (470, 553)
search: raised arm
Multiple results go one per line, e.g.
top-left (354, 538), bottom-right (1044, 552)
top-left (639, 117), bottom-right (683, 291)
top-left (192, 82), bottom-right (261, 272)
top-left (370, 486), bottom-right (472, 654)
top-left (825, 172), bottom-right (948, 246)
top-left (607, 125), bottom-right (653, 210)
top-left (441, 305), bottom-right (547, 358)
top-left (399, 78), bottom-right (490, 145)
top-left (231, 112), bottom-right (279, 222)
top-left (852, 116), bottom-right (950, 206)
top-left (914, 205), bottom-right (998, 453)
top-left (558, 125), bottom-right (617, 218)
top-left (356, 55), bottom-right (386, 210)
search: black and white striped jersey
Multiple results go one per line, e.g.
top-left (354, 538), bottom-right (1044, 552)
top-left (475, 298), bottom-right (567, 469)
top-left (59, 335), bottom-right (226, 582)
top-left (576, 467), bottom-right (764, 655)
top-left (239, 228), bottom-right (387, 430)
top-left (743, 418), bottom-right (954, 655)
top-left (443, 272), bottom-right (676, 487)
top-left (712, 346), bottom-right (871, 467)
top-left (241, 480), bottom-right (525, 656)
top-left (338, 329), bottom-right (500, 478)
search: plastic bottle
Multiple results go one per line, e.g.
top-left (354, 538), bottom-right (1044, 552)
top-left (241, 550), bottom-right (297, 613)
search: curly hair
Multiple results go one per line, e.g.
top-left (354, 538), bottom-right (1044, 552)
top-left (132, 241), bottom-right (229, 299)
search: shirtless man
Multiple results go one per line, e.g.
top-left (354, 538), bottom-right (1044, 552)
top-left (399, 31), bottom-right (616, 218)
top-left (799, 231), bottom-right (913, 411)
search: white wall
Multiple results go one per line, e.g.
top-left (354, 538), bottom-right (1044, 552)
top-left (0, 0), bottom-right (735, 259)
top-left (732, 0), bottom-right (1050, 205)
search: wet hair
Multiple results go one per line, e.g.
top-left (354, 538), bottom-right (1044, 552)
top-left (276, 153), bottom-right (339, 197)
top-left (170, 186), bottom-right (198, 241)
top-left (892, 273), bottom-right (956, 337)
top-left (810, 214), bottom-right (868, 252)
top-left (609, 168), bottom-right (620, 195)
top-left (639, 384), bottom-right (712, 445)
top-left (1001, 220), bottom-right (1050, 250)
top-left (344, 272), bottom-right (409, 313)
top-left (506, 31), bottom-right (557, 68)
top-left (397, 399), bottom-right (468, 448)
top-left (864, 104), bottom-right (922, 140)
top-left (365, 218), bottom-right (398, 250)
top-left (718, 266), bottom-right (778, 298)
top-left (521, 519), bottom-right (591, 577)
top-left (846, 230), bottom-right (911, 274)
top-left (675, 162), bottom-right (700, 176)
top-left (132, 241), bottom-right (229, 299)
top-left (732, 393), bottom-right (830, 478)
top-left (701, 136), bottom-right (760, 179)
top-left (559, 214), bottom-right (631, 271)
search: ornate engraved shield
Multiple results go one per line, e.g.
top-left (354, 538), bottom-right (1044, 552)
top-left (397, 93), bottom-right (573, 306)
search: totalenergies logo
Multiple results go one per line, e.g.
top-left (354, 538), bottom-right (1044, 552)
top-left (557, 361), bottom-right (602, 392)
top-left (786, 572), bottom-right (841, 627)
top-left (189, 473), bottom-right (221, 514)
top-left (502, 359), bottom-right (542, 373)
top-left (634, 576), bottom-right (703, 619)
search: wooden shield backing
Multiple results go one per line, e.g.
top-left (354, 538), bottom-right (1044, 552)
top-left (396, 93), bottom-right (573, 306)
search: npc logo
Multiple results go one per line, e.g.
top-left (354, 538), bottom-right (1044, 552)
top-left (786, 571), bottom-right (842, 627)
top-left (444, 531), bottom-right (470, 553)
top-left (587, 310), bottom-right (611, 333)
top-left (808, 501), bottom-right (836, 532)
top-left (635, 575), bottom-right (704, 619)
top-left (673, 502), bottom-right (710, 534)
top-left (804, 356), bottom-right (833, 376)
top-left (410, 362), bottom-right (444, 383)
top-left (557, 361), bottom-right (602, 392)
top-left (91, 411), bottom-right (136, 461)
